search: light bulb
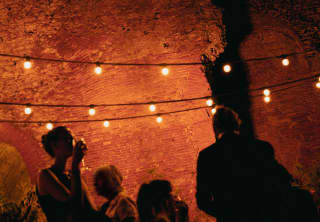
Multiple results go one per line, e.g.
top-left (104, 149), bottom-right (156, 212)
top-left (24, 107), bottom-right (32, 115)
top-left (95, 65), bottom-right (102, 75)
top-left (156, 116), bottom-right (163, 123)
top-left (264, 96), bottom-right (271, 103)
top-left (89, 108), bottom-right (96, 116)
top-left (161, 67), bottom-right (169, 76)
top-left (211, 108), bottom-right (216, 114)
top-left (263, 89), bottom-right (271, 96)
top-left (223, 64), bottom-right (232, 73)
top-left (282, 58), bottom-right (289, 66)
top-left (24, 61), bottom-right (32, 69)
top-left (316, 82), bottom-right (320, 89)
top-left (206, 99), bottom-right (213, 107)
top-left (103, 121), bottom-right (110, 127)
top-left (46, 123), bottom-right (53, 130)
top-left (149, 104), bottom-right (156, 112)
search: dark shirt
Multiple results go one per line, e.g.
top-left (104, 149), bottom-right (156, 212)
top-left (36, 168), bottom-right (72, 222)
top-left (196, 133), bottom-right (292, 222)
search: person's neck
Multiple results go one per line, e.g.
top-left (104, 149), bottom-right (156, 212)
top-left (217, 131), bottom-right (239, 140)
top-left (52, 157), bottom-right (67, 173)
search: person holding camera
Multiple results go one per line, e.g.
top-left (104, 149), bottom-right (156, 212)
top-left (36, 126), bottom-right (96, 222)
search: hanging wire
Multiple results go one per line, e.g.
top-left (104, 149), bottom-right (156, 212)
top-left (0, 49), bottom-right (316, 66)
top-left (0, 106), bottom-right (209, 124)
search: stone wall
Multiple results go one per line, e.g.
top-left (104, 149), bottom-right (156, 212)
top-left (0, 0), bottom-right (319, 221)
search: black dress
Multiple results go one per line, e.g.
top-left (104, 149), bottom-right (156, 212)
top-left (36, 167), bottom-right (72, 222)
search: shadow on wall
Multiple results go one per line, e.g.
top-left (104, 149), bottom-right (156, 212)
top-left (203, 0), bottom-right (254, 137)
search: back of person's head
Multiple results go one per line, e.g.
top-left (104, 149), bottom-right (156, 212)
top-left (137, 179), bottom-right (174, 222)
top-left (41, 126), bottom-right (70, 157)
top-left (94, 165), bottom-right (123, 194)
top-left (213, 105), bottom-right (241, 135)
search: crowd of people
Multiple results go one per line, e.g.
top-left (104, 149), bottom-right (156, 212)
top-left (36, 106), bottom-right (319, 222)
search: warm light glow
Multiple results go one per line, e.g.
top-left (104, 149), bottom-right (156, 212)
top-left (24, 107), bottom-right (32, 115)
top-left (264, 96), bottom-right (271, 103)
top-left (316, 82), bottom-right (320, 89)
top-left (161, 67), bottom-right (169, 76)
top-left (156, 116), bottom-right (163, 123)
top-left (94, 66), bottom-right (102, 75)
top-left (282, 58), bottom-right (290, 66)
top-left (89, 108), bottom-right (96, 116)
top-left (149, 104), bottom-right (156, 112)
top-left (103, 121), bottom-right (110, 127)
top-left (211, 108), bottom-right (216, 114)
top-left (46, 123), bottom-right (53, 130)
top-left (206, 99), bottom-right (213, 106)
top-left (263, 89), bottom-right (271, 96)
top-left (24, 61), bottom-right (32, 69)
top-left (223, 64), bottom-right (232, 73)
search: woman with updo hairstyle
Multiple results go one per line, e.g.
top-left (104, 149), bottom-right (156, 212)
top-left (37, 126), bottom-right (96, 222)
top-left (137, 180), bottom-right (189, 222)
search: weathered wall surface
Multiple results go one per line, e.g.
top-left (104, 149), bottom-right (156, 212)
top-left (0, 0), bottom-right (223, 221)
top-left (0, 0), bottom-right (319, 221)
top-left (245, 0), bottom-right (320, 189)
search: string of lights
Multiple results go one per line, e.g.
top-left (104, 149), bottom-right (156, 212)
top-left (0, 50), bottom-right (319, 129)
top-left (0, 49), bottom-right (316, 68)
top-left (0, 71), bottom-right (318, 107)
top-left (0, 72), bottom-right (318, 129)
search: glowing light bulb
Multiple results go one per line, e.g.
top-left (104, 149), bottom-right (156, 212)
top-left (89, 107), bottom-right (96, 116)
top-left (24, 61), bottom-right (32, 69)
top-left (24, 107), bottom-right (32, 115)
top-left (316, 82), bottom-right (320, 89)
top-left (103, 121), bottom-right (110, 127)
top-left (264, 96), bottom-right (271, 103)
top-left (156, 116), bottom-right (163, 123)
top-left (223, 64), bottom-right (232, 73)
top-left (46, 123), bottom-right (53, 130)
top-left (161, 67), bottom-right (169, 76)
top-left (206, 99), bottom-right (213, 106)
top-left (263, 89), bottom-right (271, 96)
top-left (149, 104), bottom-right (156, 112)
top-left (282, 58), bottom-right (289, 66)
top-left (95, 65), bottom-right (102, 75)
top-left (211, 108), bottom-right (216, 114)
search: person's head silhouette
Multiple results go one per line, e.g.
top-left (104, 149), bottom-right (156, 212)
top-left (213, 105), bottom-right (241, 139)
top-left (94, 165), bottom-right (123, 200)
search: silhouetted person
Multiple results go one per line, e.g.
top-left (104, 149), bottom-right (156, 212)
top-left (196, 105), bottom-right (295, 222)
top-left (94, 165), bottom-right (138, 222)
top-left (137, 179), bottom-right (189, 222)
top-left (37, 126), bottom-right (96, 222)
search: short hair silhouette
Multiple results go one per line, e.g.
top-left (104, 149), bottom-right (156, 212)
top-left (137, 180), bottom-right (174, 222)
top-left (94, 165), bottom-right (123, 193)
top-left (213, 105), bottom-right (241, 134)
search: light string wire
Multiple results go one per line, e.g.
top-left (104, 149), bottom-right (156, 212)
top-left (0, 49), bottom-right (317, 66)
top-left (0, 106), bottom-right (209, 124)
top-left (0, 72), bottom-right (319, 124)
top-left (0, 50), bottom-right (319, 124)
top-left (0, 71), bottom-right (318, 108)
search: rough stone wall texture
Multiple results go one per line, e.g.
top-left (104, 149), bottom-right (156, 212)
top-left (245, 0), bottom-right (320, 187)
top-left (0, 0), bottom-right (223, 221)
top-left (0, 0), bottom-right (319, 221)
